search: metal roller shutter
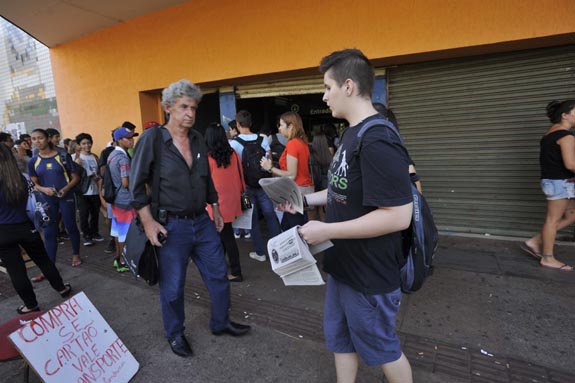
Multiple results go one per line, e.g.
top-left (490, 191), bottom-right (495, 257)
top-left (388, 45), bottom-right (575, 239)
top-left (236, 69), bottom-right (385, 99)
top-left (236, 75), bottom-right (325, 98)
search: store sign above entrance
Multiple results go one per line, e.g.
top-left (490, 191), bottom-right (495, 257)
top-left (309, 107), bottom-right (331, 115)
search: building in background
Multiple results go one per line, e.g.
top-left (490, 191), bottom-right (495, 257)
top-left (0, 18), bottom-right (60, 138)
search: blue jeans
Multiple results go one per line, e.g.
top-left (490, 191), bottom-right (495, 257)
top-left (158, 212), bottom-right (230, 340)
top-left (246, 187), bottom-right (281, 255)
top-left (44, 194), bottom-right (80, 262)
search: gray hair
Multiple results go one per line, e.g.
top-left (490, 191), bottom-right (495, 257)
top-left (162, 79), bottom-right (203, 108)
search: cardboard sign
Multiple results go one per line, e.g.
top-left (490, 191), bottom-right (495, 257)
top-left (9, 292), bottom-right (139, 383)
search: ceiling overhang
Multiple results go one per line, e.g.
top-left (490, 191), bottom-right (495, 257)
top-left (0, 0), bottom-right (190, 47)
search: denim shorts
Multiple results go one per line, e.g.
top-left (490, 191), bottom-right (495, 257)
top-left (541, 179), bottom-right (575, 200)
top-left (323, 276), bottom-right (402, 366)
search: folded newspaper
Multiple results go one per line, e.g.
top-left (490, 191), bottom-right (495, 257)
top-left (259, 177), bottom-right (304, 214)
top-left (267, 226), bottom-right (332, 286)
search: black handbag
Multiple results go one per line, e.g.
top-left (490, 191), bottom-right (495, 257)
top-left (235, 151), bottom-right (251, 210)
top-left (122, 217), bottom-right (159, 286)
top-left (139, 242), bottom-right (159, 286)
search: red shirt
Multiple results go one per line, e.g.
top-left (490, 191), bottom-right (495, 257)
top-left (207, 151), bottom-right (245, 223)
top-left (279, 138), bottom-right (313, 187)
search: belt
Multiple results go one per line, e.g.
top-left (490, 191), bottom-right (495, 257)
top-left (167, 211), bottom-right (205, 220)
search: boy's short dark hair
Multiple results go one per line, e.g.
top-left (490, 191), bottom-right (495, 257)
top-left (75, 133), bottom-right (93, 144)
top-left (122, 121), bottom-right (136, 130)
top-left (19, 134), bottom-right (30, 140)
top-left (319, 48), bottom-right (375, 98)
top-left (46, 128), bottom-right (60, 138)
top-left (235, 110), bottom-right (252, 128)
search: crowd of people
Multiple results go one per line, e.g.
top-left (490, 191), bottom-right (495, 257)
top-left (0, 48), bottom-right (573, 383)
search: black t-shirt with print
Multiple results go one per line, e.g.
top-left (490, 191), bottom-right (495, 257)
top-left (323, 114), bottom-right (412, 294)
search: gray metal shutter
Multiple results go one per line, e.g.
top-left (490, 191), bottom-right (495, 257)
top-left (388, 45), bottom-right (575, 239)
top-left (236, 76), bottom-right (325, 99)
top-left (235, 69), bottom-right (385, 99)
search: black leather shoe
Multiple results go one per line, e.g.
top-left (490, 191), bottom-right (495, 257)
top-left (169, 335), bottom-right (193, 357)
top-left (211, 321), bottom-right (251, 337)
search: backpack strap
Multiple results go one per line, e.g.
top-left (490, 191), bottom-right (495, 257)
top-left (353, 118), bottom-right (404, 158)
top-left (271, 134), bottom-right (283, 146)
top-left (233, 136), bottom-right (246, 146)
top-left (54, 151), bottom-right (72, 183)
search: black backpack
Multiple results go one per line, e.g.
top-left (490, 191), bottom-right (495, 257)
top-left (73, 163), bottom-right (90, 195)
top-left (353, 118), bottom-right (439, 294)
top-left (102, 158), bottom-right (118, 204)
top-left (269, 134), bottom-right (286, 167)
top-left (234, 136), bottom-right (271, 188)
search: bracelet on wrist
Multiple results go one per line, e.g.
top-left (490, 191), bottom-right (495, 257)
top-left (268, 167), bottom-right (273, 174)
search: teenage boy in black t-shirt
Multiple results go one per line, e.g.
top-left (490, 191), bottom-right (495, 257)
top-left (281, 49), bottom-right (414, 383)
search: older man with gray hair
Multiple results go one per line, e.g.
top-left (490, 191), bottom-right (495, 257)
top-left (130, 79), bottom-right (250, 358)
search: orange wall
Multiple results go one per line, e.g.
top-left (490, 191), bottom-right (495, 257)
top-left (50, 0), bottom-right (575, 151)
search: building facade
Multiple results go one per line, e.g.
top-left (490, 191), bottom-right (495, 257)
top-left (47, 0), bottom-right (575, 238)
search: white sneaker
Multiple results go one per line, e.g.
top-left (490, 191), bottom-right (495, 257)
top-left (249, 252), bottom-right (266, 262)
top-left (234, 233), bottom-right (241, 239)
top-left (244, 232), bottom-right (251, 239)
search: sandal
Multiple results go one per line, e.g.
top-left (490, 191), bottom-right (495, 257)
top-left (59, 283), bottom-right (72, 298)
top-left (541, 263), bottom-right (573, 272)
top-left (17, 305), bottom-right (40, 315)
top-left (31, 274), bottom-right (45, 283)
top-left (520, 243), bottom-right (541, 259)
top-left (71, 257), bottom-right (82, 267)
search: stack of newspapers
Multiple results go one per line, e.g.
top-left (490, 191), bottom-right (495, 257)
top-left (267, 226), bottom-right (332, 286)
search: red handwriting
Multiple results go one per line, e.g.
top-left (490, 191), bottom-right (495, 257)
top-left (76, 338), bottom-right (129, 383)
top-left (44, 323), bottom-right (98, 376)
top-left (17, 297), bottom-right (83, 343)
top-left (103, 361), bottom-right (126, 383)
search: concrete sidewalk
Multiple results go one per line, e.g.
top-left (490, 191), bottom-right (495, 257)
top-left (0, 233), bottom-right (573, 382)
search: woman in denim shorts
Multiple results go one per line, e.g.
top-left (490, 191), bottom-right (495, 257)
top-left (522, 100), bottom-right (575, 271)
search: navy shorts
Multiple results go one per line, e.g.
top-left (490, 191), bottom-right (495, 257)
top-left (323, 275), bottom-right (402, 366)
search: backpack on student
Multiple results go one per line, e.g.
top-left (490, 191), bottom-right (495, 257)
top-left (353, 118), bottom-right (439, 294)
top-left (72, 153), bottom-right (98, 195)
top-left (234, 136), bottom-right (271, 188)
top-left (32, 149), bottom-right (89, 194)
top-left (102, 158), bottom-right (118, 204)
top-left (269, 134), bottom-right (285, 167)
